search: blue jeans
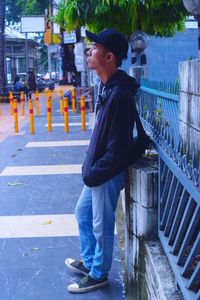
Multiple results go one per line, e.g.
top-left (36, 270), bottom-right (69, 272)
top-left (75, 172), bottom-right (125, 280)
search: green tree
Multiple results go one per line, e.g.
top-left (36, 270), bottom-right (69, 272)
top-left (0, 0), bottom-right (49, 94)
top-left (55, 0), bottom-right (188, 37)
top-left (5, 0), bottom-right (49, 25)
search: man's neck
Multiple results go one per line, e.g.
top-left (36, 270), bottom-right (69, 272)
top-left (97, 68), bottom-right (118, 85)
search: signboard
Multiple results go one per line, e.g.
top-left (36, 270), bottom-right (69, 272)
top-left (81, 27), bottom-right (86, 37)
top-left (21, 16), bottom-right (45, 33)
top-left (51, 33), bottom-right (62, 44)
top-left (74, 43), bottom-right (85, 72)
top-left (63, 31), bottom-right (77, 44)
top-left (48, 44), bottom-right (59, 54)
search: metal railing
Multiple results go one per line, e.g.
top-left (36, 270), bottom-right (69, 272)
top-left (139, 80), bottom-right (200, 300)
top-left (139, 83), bottom-right (179, 146)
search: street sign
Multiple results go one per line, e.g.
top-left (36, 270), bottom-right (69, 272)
top-left (63, 31), bottom-right (77, 44)
top-left (51, 34), bottom-right (62, 44)
top-left (74, 43), bottom-right (85, 72)
top-left (21, 16), bottom-right (45, 33)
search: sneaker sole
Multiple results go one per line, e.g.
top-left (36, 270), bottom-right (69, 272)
top-left (68, 279), bottom-right (108, 293)
top-left (65, 259), bottom-right (88, 276)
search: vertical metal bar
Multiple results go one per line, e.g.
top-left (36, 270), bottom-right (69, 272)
top-left (172, 198), bottom-right (196, 255)
top-left (160, 175), bottom-right (177, 229)
top-left (182, 232), bottom-right (200, 277)
top-left (177, 207), bottom-right (200, 265)
top-left (168, 192), bottom-right (190, 245)
top-left (187, 263), bottom-right (200, 290)
top-left (195, 288), bottom-right (200, 300)
top-left (160, 168), bottom-right (172, 219)
top-left (158, 156), bottom-right (162, 234)
top-left (164, 182), bottom-right (183, 237)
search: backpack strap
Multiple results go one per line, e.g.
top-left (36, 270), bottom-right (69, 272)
top-left (134, 105), bottom-right (146, 136)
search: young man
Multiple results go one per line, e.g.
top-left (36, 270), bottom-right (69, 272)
top-left (66, 29), bottom-right (141, 293)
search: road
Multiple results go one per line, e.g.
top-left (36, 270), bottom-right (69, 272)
top-left (0, 87), bottom-right (125, 300)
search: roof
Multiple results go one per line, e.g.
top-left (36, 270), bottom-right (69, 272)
top-left (5, 27), bottom-right (39, 45)
top-left (5, 27), bottom-right (25, 40)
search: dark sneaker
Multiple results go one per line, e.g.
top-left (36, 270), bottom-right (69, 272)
top-left (65, 258), bottom-right (90, 276)
top-left (68, 274), bottom-right (108, 293)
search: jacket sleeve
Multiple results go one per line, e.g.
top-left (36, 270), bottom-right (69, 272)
top-left (82, 91), bottom-right (135, 187)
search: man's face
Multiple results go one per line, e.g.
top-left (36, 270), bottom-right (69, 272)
top-left (87, 42), bottom-right (109, 70)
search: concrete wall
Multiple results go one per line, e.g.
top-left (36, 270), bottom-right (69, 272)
top-left (121, 156), bottom-right (183, 300)
top-left (179, 59), bottom-right (200, 155)
top-left (145, 29), bottom-right (198, 81)
top-left (121, 28), bottom-right (198, 81)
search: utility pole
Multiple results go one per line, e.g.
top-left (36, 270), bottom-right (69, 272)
top-left (25, 33), bottom-right (29, 81)
top-left (0, 0), bottom-right (7, 94)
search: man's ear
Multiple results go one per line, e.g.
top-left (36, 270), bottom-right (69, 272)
top-left (105, 52), bottom-right (115, 62)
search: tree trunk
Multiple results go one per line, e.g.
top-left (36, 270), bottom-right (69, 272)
top-left (0, 0), bottom-right (6, 94)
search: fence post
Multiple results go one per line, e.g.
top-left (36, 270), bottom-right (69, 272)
top-left (35, 89), bottom-right (40, 115)
top-left (59, 90), bottom-right (63, 114)
top-left (9, 91), bottom-right (13, 115)
top-left (13, 99), bottom-right (19, 133)
top-left (63, 97), bottom-right (69, 133)
top-left (29, 99), bottom-right (34, 134)
top-left (21, 91), bottom-right (25, 116)
top-left (72, 88), bottom-right (76, 112)
top-left (81, 95), bottom-right (86, 130)
top-left (47, 99), bottom-right (52, 132)
top-left (123, 157), bottom-right (158, 299)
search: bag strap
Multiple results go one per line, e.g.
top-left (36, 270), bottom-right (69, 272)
top-left (134, 104), bottom-right (146, 136)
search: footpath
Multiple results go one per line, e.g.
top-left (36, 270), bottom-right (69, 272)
top-left (0, 88), bottom-right (125, 300)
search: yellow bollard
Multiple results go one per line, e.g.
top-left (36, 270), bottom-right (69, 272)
top-left (9, 91), bottom-right (13, 115)
top-left (63, 97), bottom-right (69, 133)
top-left (13, 99), bottom-right (19, 133)
top-left (72, 89), bottom-right (76, 112)
top-left (47, 99), bottom-right (52, 132)
top-left (80, 95), bottom-right (86, 131)
top-left (29, 99), bottom-right (34, 134)
top-left (48, 90), bottom-right (52, 109)
top-left (20, 91), bottom-right (25, 116)
top-left (59, 90), bottom-right (63, 114)
top-left (48, 90), bottom-right (52, 101)
top-left (59, 89), bottom-right (63, 98)
top-left (35, 89), bottom-right (40, 115)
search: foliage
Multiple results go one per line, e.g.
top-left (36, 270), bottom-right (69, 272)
top-left (54, 0), bottom-right (189, 37)
top-left (5, 0), bottom-right (49, 24)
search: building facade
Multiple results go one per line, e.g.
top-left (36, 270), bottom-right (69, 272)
top-left (5, 27), bottom-right (39, 84)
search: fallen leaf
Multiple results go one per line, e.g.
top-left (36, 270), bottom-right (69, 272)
top-left (7, 182), bottom-right (24, 186)
top-left (42, 220), bottom-right (53, 225)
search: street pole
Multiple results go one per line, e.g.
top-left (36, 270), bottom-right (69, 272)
top-left (25, 32), bottom-right (28, 81)
top-left (198, 21), bottom-right (200, 59)
top-left (48, 45), bottom-right (52, 77)
top-left (183, 1), bottom-right (200, 59)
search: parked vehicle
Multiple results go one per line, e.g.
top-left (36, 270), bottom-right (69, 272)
top-left (36, 78), bottom-right (46, 92)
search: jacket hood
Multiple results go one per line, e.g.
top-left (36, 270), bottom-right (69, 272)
top-left (105, 70), bottom-right (140, 94)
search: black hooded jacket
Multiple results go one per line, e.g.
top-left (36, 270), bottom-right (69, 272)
top-left (82, 70), bottom-right (140, 187)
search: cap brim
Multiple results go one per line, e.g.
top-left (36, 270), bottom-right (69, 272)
top-left (86, 30), bottom-right (101, 44)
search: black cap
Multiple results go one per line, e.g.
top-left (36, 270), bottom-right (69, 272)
top-left (86, 29), bottom-right (128, 61)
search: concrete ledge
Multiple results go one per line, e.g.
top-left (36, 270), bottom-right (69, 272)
top-left (145, 241), bottom-right (183, 300)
